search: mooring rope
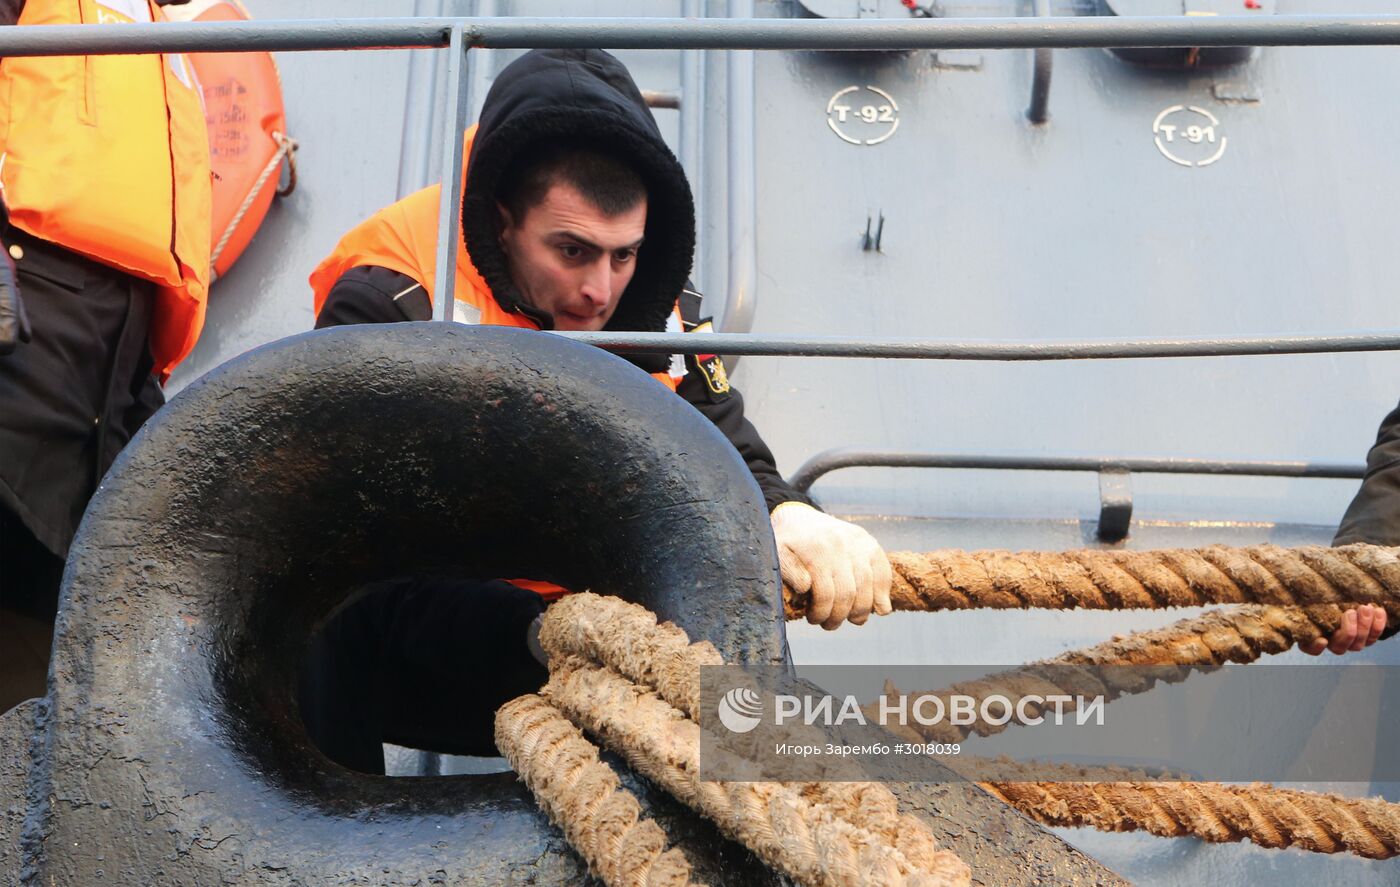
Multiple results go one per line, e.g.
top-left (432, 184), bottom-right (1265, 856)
top-left (869, 602), bottom-right (1400, 861)
top-left (879, 747), bottom-right (1400, 861)
top-left (504, 586), bottom-right (1400, 876)
top-left (495, 694), bottom-right (706, 886)
top-left (783, 543), bottom-right (1400, 622)
top-left (979, 775), bottom-right (1400, 860)
top-left (543, 655), bottom-right (970, 887)
top-left (539, 594), bottom-right (962, 877)
top-left (505, 593), bottom-right (972, 887)
top-left (879, 602), bottom-right (1358, 744)
top-left (537, 591), bottom-right (720, 721)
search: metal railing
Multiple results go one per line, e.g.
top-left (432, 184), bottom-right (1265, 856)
top-left (9, 14), bottom-right (1400, 349)
top-left (558, 329), bottom-right (1400, 359)
top-left (788, 450), bottom-right (1369, 541)
top-left (6, 15), bottom-right (1400, 55)
top-left (789, 450), bottom-right (1368, 493)
top-left (9, 13), bottom-right (1397, 535)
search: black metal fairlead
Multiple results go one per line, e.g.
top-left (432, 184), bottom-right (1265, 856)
top-left (1, 325), bottom-right (798, 885)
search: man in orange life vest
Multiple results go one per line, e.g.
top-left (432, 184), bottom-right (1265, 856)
top-left (303, 48), bottom-right (896, 773)
top-left (0, 0), bottom-right (210, 709)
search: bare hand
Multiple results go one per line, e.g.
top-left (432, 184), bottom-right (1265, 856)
top-left (1302, 604), bottom-right (1387, 656)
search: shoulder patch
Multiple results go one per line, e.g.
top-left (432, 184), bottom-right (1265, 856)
top-left (687, 320), bottom-right (731, 398)
top-left (679, 287), bottom-right (704, 327)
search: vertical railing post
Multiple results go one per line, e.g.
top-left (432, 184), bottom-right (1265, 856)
top-left (415, 11), bottom-right (460, 780)
top-left (466, 0), bottom-right (498, 121)
top-left (435, 23), bottom-right (471, 323)
top-left (680, 0), bottom-right (705, 290)
top-left (397, 0), bottom-right (447, 200)
top-left (722, 0), bottom-right (757, 365)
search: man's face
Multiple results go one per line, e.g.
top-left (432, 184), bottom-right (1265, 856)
top-left (497, 181), bottom-right (647, 332)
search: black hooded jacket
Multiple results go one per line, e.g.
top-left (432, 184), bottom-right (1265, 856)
top-left (315, 49), bottom-right (812, 512)
top-left (1335, 400), bottom-right (1400, 546)
top-left (460, 47), bottom-right (694, 346)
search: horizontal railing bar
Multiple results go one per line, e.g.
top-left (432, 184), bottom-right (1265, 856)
top-left (788, 449), bottom-right (1366, 493)
top-left (0, 18), bottom-right (454, 55)
top-left (2, 15), bottom-right (1400, 56)
top-left (558, 330), bottom-right (1400, 359)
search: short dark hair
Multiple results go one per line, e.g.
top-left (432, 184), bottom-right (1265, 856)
top-left (497, 142), bottom-right (647, 223)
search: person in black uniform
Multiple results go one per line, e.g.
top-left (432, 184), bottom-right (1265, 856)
top-left (1324, 401), bottom-right (1400, 655)
top-left (302, 49), bottom-right (893, 773)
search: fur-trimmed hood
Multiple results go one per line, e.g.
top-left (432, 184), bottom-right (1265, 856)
top-left (461, 49), bottom-right (696, 357)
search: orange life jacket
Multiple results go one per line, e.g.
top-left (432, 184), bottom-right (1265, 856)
top-left (165, 0), bottom-right (292, 280)
top-left (0, 0), bottom-right (213, 382)
top-left (311, 125), bottom-right (689, 600)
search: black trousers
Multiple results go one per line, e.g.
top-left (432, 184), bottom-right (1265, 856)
top-left (0, 505), bottom-right (64, 622)
top-left (0, 223), bottom-right (161, 579)
top-left (0, 226), bottom-right (162, 711)
top-left (0, 505), bottom-right (61, 713)
top-left (298, 577), bottom-right (549, 775)
top-left (1336, 399), bottom-right (1400, 546)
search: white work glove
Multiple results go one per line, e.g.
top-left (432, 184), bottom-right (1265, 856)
top-left (771, 501), bottom-right (893, 630)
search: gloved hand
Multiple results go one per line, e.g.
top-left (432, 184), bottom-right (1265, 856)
top-left (0, 245), bottom-right (30, 356)
top-left (771, 501), bottom-right (893, 630)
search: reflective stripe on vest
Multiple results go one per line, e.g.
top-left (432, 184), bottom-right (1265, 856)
top-left (453, 299), bottom-right (483, 325)
top-left (0, 0), bottom-right (213, 381)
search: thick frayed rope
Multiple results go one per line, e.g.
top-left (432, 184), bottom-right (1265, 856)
top-left (883, 603), bottom-right (1360, 744)
top-left (784, 543), bottom-right (1400, 623)
top-left (543, 655), bottom-right (970, 887)
top-left (532, 593), bottom-right (972, 887)
top-left (495, 694), bottom-right (705, 886)
top-left (980, 775), bottom-right (1400, 860)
